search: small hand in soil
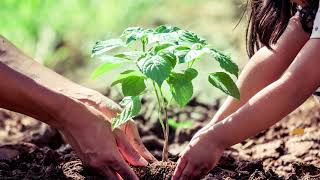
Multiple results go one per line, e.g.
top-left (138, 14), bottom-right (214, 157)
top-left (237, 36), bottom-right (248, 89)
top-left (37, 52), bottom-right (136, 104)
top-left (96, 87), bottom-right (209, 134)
top-left (172, 127), bottom-right (225, 180)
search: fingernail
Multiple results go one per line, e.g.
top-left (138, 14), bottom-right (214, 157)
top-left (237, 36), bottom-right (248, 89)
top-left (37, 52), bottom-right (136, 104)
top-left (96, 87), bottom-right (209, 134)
top-left (138, 157), bottom-right (148, 166)
top-left (147, 153), bottom-right (157, 162)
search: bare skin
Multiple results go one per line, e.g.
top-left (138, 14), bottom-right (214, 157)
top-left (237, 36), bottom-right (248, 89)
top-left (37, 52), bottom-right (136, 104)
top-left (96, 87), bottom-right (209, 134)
top-left (0, 35), bottom-right (156, 179)
top-left (211, 16), bottom-right (309, 126)
top-left (173, 15), bottom-right (320, 179)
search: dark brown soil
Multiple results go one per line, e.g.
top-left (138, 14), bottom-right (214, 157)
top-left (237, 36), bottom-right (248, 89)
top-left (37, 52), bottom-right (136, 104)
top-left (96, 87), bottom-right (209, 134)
top-left (133, 161), bottom-right (176, 180)
top-left (0, 97), bottom-right (320, 179)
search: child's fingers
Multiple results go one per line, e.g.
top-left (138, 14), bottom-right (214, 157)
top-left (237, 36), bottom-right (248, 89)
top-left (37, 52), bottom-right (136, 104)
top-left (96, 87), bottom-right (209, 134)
top-left (191, 166), bottom-right (210, 179)
top-left (190, 167), bottom-right (202, 179)
top-left (172, 157), bottom-right (188, 180)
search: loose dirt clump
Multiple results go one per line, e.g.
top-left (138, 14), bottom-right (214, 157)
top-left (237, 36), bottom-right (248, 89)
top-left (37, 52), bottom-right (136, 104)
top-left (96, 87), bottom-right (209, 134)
top-left (133, 161), bottom-right (176, 180)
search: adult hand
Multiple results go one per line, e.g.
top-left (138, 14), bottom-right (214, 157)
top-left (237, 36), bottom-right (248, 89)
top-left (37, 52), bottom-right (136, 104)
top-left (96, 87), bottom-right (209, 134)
top-left (55, 87), bottom-right (156, 179)
top-left (172, 127), bottom-right (225, 180)
top-left (59, 86), bottom-right (157, 163)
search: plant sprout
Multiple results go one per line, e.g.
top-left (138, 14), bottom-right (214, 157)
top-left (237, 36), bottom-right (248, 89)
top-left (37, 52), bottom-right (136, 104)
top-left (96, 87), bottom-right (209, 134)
top-left (91, 25), bottom-right (240, 161)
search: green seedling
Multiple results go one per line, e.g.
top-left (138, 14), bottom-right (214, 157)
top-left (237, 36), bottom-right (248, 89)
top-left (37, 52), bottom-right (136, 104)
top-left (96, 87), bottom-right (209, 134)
top-left (91, 25), bottom-right (240, 161)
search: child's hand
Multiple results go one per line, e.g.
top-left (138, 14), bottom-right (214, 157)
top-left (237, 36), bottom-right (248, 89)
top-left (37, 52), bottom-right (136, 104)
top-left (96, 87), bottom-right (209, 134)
top-left (172, 127), bottom-right (226, 180)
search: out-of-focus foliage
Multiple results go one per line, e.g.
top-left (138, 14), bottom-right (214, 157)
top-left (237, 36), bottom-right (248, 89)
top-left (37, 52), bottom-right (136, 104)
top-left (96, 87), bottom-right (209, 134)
top-left (0, 0), bottom-right (159, 65)
top-left (0, 0), bottom-right (247, 100)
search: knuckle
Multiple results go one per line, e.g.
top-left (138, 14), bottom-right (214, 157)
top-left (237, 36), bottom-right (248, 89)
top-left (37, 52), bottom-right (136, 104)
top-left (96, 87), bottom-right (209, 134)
top-left (87, 158), bottom-right (102, 169)
top-left (110, 160), bottom-right (124, 172)
top-left (104, 155), bottom-right (118, 164)
top-left (128, 119), bottom-right (136, 126)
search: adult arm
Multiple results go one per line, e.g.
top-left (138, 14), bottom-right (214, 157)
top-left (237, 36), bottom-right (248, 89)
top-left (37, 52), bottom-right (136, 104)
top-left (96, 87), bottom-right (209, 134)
top-left (0, 35), bottom-right (156, 179)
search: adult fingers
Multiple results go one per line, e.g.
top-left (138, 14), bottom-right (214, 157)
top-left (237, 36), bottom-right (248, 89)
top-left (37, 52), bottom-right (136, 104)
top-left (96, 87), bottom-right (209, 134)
top-left (87, 162), bottom-right (118, 180)
top-left (172, 157), bottom-right (188, 180)
top-left (108, 158), bottom-right (139, 180)
top-left (123, 121), bottom-right (157, 162)
top-left (116, 173), bottom-right (123, 180)
top-left (179, 163), bottom-right (194, 180)
top-left (101, 167), bottom-right (118, 180)
top-left (113, 129), bottom-right (148, 166)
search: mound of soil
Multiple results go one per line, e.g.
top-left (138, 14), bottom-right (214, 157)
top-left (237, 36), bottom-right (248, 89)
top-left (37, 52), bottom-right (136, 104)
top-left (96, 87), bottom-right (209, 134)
top-left (0, 97), bottom-right (319, 179)
top-left (132, 155), bottom-right (281, 180)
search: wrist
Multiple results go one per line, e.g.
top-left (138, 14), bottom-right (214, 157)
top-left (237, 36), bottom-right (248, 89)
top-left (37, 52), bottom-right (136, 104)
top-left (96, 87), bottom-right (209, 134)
top-left (23, 82), bottom-right (72, 130)
top-left (206, 125), bottom-right (229, 150)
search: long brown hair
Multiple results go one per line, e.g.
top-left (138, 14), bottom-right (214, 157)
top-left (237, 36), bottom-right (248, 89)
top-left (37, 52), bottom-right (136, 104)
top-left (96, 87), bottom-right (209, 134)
top-left (246, 0), bottom-right (319, 57)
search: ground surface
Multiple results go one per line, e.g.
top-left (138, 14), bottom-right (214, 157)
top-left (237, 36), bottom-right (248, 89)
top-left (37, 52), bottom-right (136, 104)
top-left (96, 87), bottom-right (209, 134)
top-left (0, 97), bottom-right (319, 179)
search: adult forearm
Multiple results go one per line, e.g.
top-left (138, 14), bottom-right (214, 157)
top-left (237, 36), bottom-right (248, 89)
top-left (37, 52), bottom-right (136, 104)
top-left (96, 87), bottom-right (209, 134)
top-left (0, 62), bottom-right (68, 128)
top-left (0, 35), bottom-right (82, 92)
top-left (0, 35), bottom-right (75, 128)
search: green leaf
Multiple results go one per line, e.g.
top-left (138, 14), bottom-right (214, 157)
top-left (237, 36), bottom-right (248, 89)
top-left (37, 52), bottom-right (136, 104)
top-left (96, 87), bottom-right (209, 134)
top-left (92, 39), bottom-right (124, 57)
top-left (159, 52), bottom-right (177, 68)
top-left (91, 63), bottom-right (122, 80)
top-left (167, 68), bottom-right (198, 106)
top-left (111, 70), bottom-right (146, 96)
top-left (148, 25), bottom-right (181, 44)
top-left (211, 49), bottom-right (239, 78)
top-left (168, 118), bottom-right (193, 129)
top-left (154, 25), bottom-right (180, 33)
top-left (156, 45), bottom-right (190, 64)
top-left (121, 27), bottom-right (149, 44)
top-left (148, 32), bottom-right (180, 44)
top-left (154, 43), bottom-right (173, 54)
top-left (112, 96), bottom-right (141, 129)
top-left (138, 55), bottom-right (172, 86)
top-left (175, 45), bottom-right (190, 51)
top-left (184, 49), bottom-right (205, 63)
top-left (114, 51), bottom-right (144, 61)
top-left (179, 31), bottom-right (206, 45)
top-left (175, 47), bottom-right (191, 64)
top-left (208, 72), bottom-right (240, 99)
top-left (122, 76), bottom-right (146, 96)
top-left (111, 70), bottom-right (144, 86)
top-left (98, 55), bottom-right (128, 63)
top-left (184, 68), bottom-right (198, 80)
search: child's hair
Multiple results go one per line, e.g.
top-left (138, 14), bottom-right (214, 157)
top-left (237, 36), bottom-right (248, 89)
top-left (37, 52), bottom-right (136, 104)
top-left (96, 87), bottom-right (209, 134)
top-left (246, 0), bottom-right (319, 57)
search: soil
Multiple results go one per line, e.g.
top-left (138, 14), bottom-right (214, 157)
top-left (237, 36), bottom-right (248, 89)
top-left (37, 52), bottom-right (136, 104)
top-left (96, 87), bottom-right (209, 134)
top-left (0, 97), bottom-right (320, 180)
top-left (132, 161), bottom-right (176, 180)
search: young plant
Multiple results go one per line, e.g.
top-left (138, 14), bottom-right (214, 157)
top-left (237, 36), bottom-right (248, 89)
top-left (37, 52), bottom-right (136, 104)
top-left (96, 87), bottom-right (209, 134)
top-left (91, 25), bottom-right (240, 161)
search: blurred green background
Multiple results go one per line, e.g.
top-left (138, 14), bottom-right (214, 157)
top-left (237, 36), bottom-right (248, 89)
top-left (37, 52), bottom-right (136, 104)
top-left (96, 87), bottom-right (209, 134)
top-left (0, 0), bottom-right (248, 102)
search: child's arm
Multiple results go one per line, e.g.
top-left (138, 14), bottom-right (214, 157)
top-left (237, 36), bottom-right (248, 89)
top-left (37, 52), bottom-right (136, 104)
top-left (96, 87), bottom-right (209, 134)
top-left (211, 16), bottom-right (309, 125)
top-left (211, 39), bottom-right (320, 147)
top-left (173, 38), bottom-right (320, 180)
